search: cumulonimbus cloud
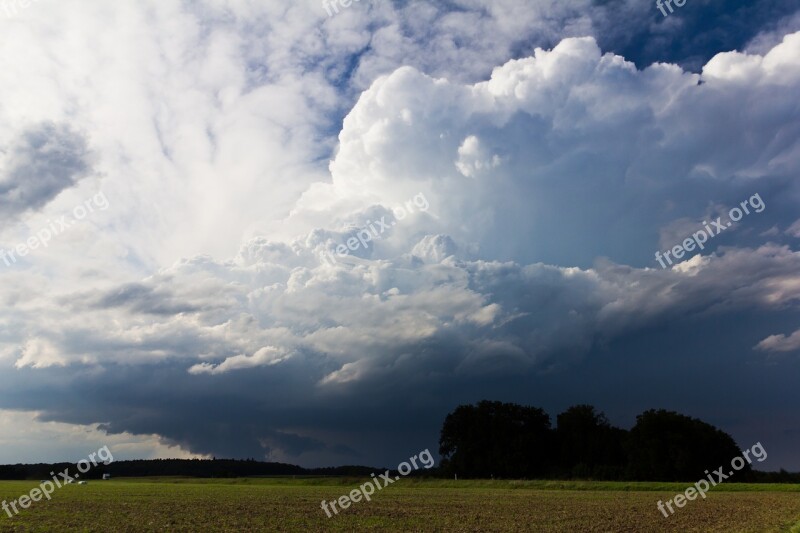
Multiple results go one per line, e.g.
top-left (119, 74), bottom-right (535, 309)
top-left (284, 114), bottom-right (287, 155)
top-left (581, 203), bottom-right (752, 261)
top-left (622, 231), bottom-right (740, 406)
top-left (1, 22), bottom-right (800, 462)
top-left (7, 32), bottom-right (800, 386)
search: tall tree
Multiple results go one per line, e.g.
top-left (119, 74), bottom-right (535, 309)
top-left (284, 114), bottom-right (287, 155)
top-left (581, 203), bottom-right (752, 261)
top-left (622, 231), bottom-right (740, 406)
top-left (627, 409), bottom-right (746, 481)
top-left (555, 404), bottom-right (627, 478)
top-left (439, 400), bottom-right (553, 478)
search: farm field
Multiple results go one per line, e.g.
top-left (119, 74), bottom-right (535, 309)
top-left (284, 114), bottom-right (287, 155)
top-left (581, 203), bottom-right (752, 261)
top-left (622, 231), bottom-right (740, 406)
top-left (1, 478), bottom-right (800, 532)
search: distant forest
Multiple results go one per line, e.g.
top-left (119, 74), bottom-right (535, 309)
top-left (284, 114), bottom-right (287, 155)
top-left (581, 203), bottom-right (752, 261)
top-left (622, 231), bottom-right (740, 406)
top-left (2, 401), bottom-right (799, 482)
top-left (0, 459), bottom-right (377, 480)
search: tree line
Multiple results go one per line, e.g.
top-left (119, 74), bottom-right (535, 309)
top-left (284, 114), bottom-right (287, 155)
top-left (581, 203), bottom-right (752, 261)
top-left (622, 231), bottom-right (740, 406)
top-left (0, 459), bottom-right (376, 480)
top-left (438, 400), bottom-right (792, 481)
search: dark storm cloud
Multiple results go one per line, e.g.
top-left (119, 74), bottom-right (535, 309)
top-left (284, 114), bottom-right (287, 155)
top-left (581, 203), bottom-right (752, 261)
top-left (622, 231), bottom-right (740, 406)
top-left (0, 357), bottom-right (367, 463)
top-left (2, 302), bottom-right (799, 469)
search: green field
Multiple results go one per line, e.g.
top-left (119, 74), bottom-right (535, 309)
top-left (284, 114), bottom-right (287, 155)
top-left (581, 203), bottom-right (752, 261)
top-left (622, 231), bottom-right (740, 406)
top-left (1, 478), bottom-right (800, 532)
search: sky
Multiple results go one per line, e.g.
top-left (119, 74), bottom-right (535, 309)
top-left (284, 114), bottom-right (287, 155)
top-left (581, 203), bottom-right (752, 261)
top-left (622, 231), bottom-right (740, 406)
top-left (0, 0), bottom-right (799, 470)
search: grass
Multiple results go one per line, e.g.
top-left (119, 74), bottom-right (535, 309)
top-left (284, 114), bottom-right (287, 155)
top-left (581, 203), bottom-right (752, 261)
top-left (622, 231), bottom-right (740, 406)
top-left (0, 478), bottom-right (799, 531)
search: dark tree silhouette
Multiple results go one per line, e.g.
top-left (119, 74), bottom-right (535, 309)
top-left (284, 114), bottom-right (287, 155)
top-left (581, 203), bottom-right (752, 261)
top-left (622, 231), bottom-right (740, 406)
top-left (626, 409), bottom-right (747, 481)
top-left (439, 400), bottom-right (552, 478)
top-left (555, 404), bottom-right (627, 478)
top-left (438, 402), bottom-right (756, 481)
